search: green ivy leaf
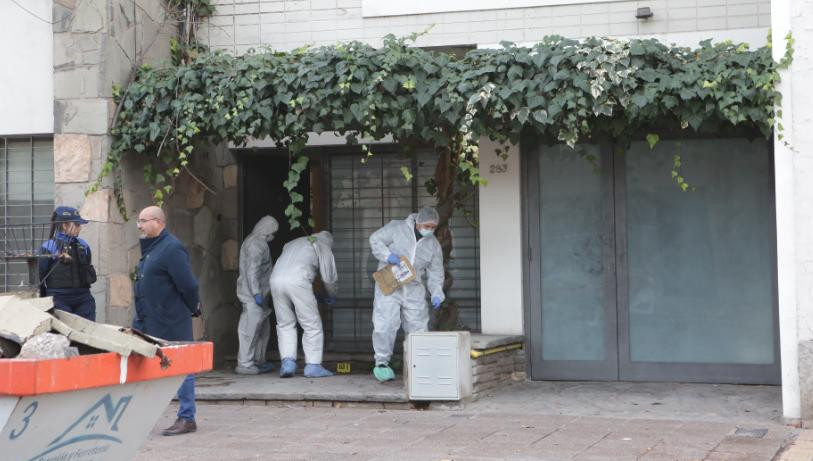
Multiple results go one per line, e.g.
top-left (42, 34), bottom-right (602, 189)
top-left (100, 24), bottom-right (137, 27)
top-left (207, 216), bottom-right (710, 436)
top-left (516, 107), bottom-right (530, 124)
top-left (96, 34), bottom-right (783, 221)
top-left (402, 77), bottom-right (416, 91)
top-left (646, 134), bottom-right (659, 149)
top-left (382, 78), bottom-right (397, 93)
top-left (291, 157), bottom-right (309, 173)
top-left (532, 109), bottom-right (548, 124)
top-left (631, 94), bottom-right (649, 108)
top-left (400, 165), bottom-right (413, 182)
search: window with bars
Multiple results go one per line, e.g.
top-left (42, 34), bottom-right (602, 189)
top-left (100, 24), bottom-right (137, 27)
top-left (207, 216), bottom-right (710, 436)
top-left (327, 148), bottom-right (481, 351)
top-left (0, 137), bottom-right (54, 291)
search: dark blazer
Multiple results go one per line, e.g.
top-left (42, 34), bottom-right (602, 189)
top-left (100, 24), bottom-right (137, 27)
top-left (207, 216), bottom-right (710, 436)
top-left (133, 229), bottom-right (200, 341)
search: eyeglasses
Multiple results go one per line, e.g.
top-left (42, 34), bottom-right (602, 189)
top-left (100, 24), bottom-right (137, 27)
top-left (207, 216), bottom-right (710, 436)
top-left (136, 218), bottom-right (159, 225)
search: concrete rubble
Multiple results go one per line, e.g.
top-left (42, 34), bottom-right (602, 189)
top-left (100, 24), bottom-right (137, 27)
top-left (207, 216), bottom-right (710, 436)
top-left (51, 309), bottom-right (159, 357)
top-left (0, 294), bottom-right (163, 361)
top-left (17, 332), bottom-right (78, 359)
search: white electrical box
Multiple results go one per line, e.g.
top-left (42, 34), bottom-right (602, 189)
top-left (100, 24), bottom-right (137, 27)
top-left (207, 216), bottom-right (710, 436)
top-left (406, 331), bottom-right (472, 401)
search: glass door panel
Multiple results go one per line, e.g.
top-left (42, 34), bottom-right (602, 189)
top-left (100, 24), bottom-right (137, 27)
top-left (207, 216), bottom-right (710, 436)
top-left (527, 136), bottom-right (779, 384)
top-left (529, 143), bottom-right (618, 380)
top-left (540, 145), bottom-right (605, 360)
top-left (619, 138), bottom-right (778, 383)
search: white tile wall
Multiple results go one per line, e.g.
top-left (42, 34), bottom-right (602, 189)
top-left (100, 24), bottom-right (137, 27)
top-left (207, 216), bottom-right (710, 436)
top-left (199, 0), bottom-right (770, 52)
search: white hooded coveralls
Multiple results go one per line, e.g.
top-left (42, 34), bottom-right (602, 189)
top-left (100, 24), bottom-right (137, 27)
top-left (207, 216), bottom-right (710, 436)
top-left (236, 216), bottom-right (278, 369)
top-left (269, 231), bottom-right (338, 365)
top-left (369, 214), bottom-right (445, 365)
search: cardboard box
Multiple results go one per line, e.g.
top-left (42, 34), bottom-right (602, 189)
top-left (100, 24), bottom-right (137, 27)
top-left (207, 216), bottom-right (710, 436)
top-left (373, 257), bottom-right (417, 295)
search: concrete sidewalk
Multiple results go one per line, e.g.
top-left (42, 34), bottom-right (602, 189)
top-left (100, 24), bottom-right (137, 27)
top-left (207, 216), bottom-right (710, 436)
top-left (139, 381), bottom-right (800, 460)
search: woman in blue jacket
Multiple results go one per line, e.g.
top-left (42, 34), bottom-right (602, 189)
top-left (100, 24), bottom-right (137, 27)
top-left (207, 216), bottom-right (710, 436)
top-left (39, 206), bottom-right (97, 320)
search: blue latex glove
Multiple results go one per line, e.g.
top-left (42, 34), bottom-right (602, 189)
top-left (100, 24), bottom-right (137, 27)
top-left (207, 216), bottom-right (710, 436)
top-left (431, 296), bottom-right (442, 310)
top-left (387, 253), bottom-right (401, 265)
top-left (254, 294), bottom-right (263, 306)
top-left (324, 296), bottom-right (336, 305)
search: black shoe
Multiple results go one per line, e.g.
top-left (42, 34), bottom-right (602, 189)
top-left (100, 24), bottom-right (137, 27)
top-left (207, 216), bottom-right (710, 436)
top-left (162, 418), bottom-right (197, 436)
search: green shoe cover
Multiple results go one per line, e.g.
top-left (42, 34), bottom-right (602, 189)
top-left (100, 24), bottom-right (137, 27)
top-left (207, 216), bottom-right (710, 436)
top-left (373, 364), bottom-right (395, 382)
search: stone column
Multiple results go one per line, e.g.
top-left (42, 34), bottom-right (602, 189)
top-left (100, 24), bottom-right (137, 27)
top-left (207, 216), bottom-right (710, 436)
top-left (52, 0), bottom-right (173, 325)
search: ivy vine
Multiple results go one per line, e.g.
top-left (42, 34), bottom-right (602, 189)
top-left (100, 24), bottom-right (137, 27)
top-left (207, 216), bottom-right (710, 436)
top-left (93, 32), bottom-right (789, 227)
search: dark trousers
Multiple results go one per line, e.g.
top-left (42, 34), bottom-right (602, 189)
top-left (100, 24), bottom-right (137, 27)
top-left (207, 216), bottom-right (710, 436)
top-left (49, 290), bottom-right (96, 321)
top-left (131, 315), bottom-right (196, 422)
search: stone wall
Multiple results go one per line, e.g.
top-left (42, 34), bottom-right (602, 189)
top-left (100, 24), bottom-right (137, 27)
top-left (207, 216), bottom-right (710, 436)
top-left (164, 144), bottom-right (241, 366)
top-left (469, 335), bottom-right (526, 398)
top-left (471, 347), bottom-right (526, 398)
top-left (52, 0), bottom-right (174, 325)
top-left (52, 0), bottom-right (243, 366)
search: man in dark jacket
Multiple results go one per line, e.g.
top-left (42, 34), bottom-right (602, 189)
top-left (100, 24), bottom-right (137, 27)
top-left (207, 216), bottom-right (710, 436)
top-left (133, 206), bottom-right (201, 436)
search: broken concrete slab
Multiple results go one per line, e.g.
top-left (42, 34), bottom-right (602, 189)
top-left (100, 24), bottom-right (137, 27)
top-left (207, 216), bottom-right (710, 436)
top-left (0, 294), bottom-right (53, 312)
top-left (18, 332), bottom-right (79, 359)
top-left (51, 310), bottom-right (158, 358)
top-left (22, 296), bottom-right (55, 312)
top-left (0, 296), bottom-right (53, 344)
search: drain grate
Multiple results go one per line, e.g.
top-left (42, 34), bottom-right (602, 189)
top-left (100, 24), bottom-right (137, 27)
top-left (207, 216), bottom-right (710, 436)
top-left (734, 427), bottom-right (768, 438)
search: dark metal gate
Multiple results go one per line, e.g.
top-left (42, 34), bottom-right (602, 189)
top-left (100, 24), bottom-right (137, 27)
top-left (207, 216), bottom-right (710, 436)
top-left (0, 137), bottom-right (54, 291)
top-left (326, 147), bottom-right (481, 352)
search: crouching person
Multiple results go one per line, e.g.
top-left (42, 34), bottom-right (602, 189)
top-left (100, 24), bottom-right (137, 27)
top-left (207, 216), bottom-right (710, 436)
top-left (270, 231), bottom-right (337, 378)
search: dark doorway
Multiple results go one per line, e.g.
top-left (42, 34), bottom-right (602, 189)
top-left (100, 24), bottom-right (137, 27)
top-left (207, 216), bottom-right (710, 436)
top-left (237, 150), bottom-right (314, 361)
top-left (239, 152), bottom-right (311, 257)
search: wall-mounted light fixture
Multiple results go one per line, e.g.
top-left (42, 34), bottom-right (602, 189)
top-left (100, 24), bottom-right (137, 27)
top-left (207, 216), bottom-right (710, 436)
top-left (635, 7), bottom-right (654, 19)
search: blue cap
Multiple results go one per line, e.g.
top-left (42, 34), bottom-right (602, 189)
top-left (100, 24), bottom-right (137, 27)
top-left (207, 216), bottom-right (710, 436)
top-left (53, 206), bottom-right (89, 224)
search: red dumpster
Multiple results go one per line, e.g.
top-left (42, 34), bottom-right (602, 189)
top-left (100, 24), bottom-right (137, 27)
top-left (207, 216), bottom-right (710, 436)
top-left (0, 342), bottom-right (212, 460)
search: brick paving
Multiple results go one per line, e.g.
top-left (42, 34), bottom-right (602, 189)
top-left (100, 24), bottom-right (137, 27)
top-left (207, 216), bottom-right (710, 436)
top-left (136, 401), bottom-right (797, 461)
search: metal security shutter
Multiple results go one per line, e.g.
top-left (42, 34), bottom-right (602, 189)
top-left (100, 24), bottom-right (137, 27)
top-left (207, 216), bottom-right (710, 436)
top-left (0, 137), bottom-right (54, 291)
top-left (328, 148), bottom-right (480, 351)
top-left (415, 151), bottom-right (481, 331)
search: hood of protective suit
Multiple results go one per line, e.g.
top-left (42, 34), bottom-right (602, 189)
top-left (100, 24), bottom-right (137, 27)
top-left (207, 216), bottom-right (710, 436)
top-left (235, 216), bottom-right (277, 304)
top-left (251, 216), bottom-right (279, 242)
top-left (312, 232), bottom-right (338, 288)
top-left (270, 234), bottom-right (338, 297)
top-left (313, 230), bottom-right (333, 248)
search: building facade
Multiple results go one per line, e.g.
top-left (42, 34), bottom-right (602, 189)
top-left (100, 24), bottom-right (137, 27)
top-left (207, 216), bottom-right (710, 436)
top-left (4, 0), bottom-right (813, 422)
top-left (193, 0), bottom-right (813, 421)
top-left (197, 0), bottom-right (778, 382)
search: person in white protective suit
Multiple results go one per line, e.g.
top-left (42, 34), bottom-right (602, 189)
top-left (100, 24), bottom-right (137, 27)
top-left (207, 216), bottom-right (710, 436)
top-left (235, 215), bottom-right (279, 375)
top-left (369, 206), bottom-right (445, 382)
top-left (269, 231), bottom-right (338, 378)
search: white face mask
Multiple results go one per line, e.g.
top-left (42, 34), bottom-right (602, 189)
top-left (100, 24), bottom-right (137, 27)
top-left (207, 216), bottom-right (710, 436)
top-left (419, 228), bottom-right (434, 237)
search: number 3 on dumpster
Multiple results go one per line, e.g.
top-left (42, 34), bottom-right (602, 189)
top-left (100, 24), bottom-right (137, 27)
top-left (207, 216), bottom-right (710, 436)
top-left (10, 401), bottom-right (38, 440)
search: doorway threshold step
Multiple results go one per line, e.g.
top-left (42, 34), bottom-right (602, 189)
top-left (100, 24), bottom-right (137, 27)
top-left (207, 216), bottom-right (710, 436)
top-left (194, 370), bottom-right (410, 404)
